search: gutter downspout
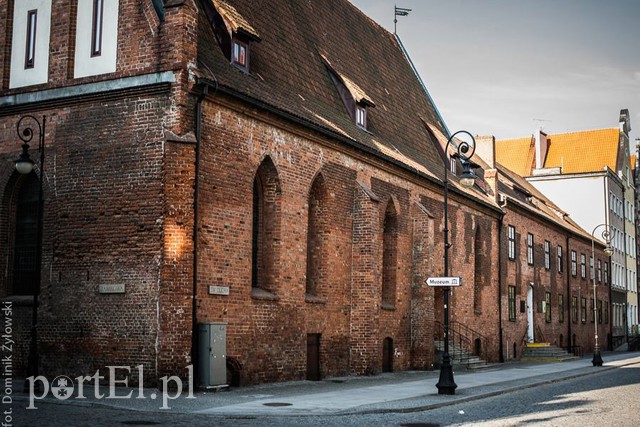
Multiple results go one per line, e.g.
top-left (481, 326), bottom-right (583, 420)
top-left (604, 175), bottom-right (613, 350)
top-left (192, 79), bottom-right (218, 381)
top-left (498, 199), bottom-right (506, 363)
top-left (566, 235), bottom-right (572, 352)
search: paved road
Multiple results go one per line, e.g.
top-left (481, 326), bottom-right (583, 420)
top-left (11, 360), bottom-right (640, 426)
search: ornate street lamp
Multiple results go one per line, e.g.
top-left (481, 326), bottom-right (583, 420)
top-left (591, 223), bottom-right (612, 367)
top-left (436, 130), bottom-right (477, 395)
top-left (14, 115), bottom-right (46, 390)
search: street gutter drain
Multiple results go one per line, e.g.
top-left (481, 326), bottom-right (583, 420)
top-left (120, 422), bottom-right (161, 426)
top-left (263, 402), bottom-right (293, 407)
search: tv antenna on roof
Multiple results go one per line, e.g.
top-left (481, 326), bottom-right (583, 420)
top-left (532, 118), bottom-right (551, 130)
top-left (394, 5), bottom-right (411, 34)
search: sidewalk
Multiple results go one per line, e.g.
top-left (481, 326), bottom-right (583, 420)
top-left (15, 352), bottom-right (640, 416)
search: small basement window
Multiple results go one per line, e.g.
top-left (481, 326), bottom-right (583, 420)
top-left (232, 38), bottom-right (249, 71)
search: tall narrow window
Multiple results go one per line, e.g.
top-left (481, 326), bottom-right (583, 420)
top-left (597, 259), bottom-right (602, 283)
top-left (381, 200), bottom-right (398, 308)
top-left (507, 225), bottom-right (516, 260)
top-left (557, 245), bottom-right (563, 273)
top-left (558, 294), bottom-right (564, 323)
top-left (571, 250), bottom-right (577, 276)
top-left (508, 286), bottom-right (516, 321)
top-left (580, 254), bottom-right (586, 279)
top-left (597, 300), bottom-right (603, 324)
top-left (545, 291), bottom-right (551, 322)
top-left (604, 262), bottom-right (608, 285)
top-left (581, 297), bottom-right (587, 323)
top-left (527, 233), bottom-right (534, 265)
top-left (604, 300), bottom-right (609, 323)
top-left (474, 226), bottom-right (483, 313)
top-left (25, 10), bottom-right (37, 68)
top-left (12, 173), bottom-right (40, 296)
top-left (306, 174), bottom-right (327, 298)
top-left (251, 157), bottom-right (281, 293)
top-left (91, 0), bottom-right (104, 57)
top-left (590, 298), bottom-right (595, 323)
top-left (544, 240), bottom-right (550, 270)
top-left (572, 296), bottom-right (578, 323)
top-left (590, 256), bottom-right (594, 280)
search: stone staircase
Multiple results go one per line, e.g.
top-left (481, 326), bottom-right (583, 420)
top-left (434, 340), bottom-right (491, 370)
top-left (520, 343), bottom-right (580, 362)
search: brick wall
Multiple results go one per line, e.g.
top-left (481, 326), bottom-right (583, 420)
top-left (194, 98), bottom-right (502, 384)
top-left (501, 203), bottom-right (610, 359)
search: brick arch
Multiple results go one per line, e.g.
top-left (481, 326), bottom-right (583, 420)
top-left (306, 171), bottom-right (328, 297)
top-left (0, 163), bottom-right (56, 297)
top-left (382, 197), bottom-right (398, 308)
top-left (251, 156), bottom-right (282, 293)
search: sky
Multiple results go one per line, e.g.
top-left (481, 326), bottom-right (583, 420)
top-left (349, 0), bottom-right (640, 148)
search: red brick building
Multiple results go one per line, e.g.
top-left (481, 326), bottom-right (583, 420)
top-left (0, 0), bottom-right (607, 387)
top-left (475, 137), bottom-right (611, 360)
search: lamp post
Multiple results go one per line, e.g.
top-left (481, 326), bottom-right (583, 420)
top-left (436, 130), bottom-right (477, 395)
top-left (590, 223), bottom-right (612, 367)
top-left (14, 115), bottom-right (46, 389)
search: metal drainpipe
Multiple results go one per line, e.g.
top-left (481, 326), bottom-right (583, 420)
top-left (192, 80), bottom-right (217, 381)
top-left (566, 235), bottom-right (572, 352)
top-left (497, 217), bottom-right (504, 363)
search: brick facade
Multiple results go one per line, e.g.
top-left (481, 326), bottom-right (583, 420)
top-left (0, 0), bottom-right (611, 389)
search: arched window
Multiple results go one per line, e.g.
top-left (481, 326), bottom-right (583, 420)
top-left (12, 172), bottom-right (40, 296)
top-left (473, 225), bottom-right (482, 313)
top-left (251, 157), bottom-right (281, 292)
top-left (382, 200), bottom-right (398, 307)
top-left (306, 173), bottom-right (327, 297)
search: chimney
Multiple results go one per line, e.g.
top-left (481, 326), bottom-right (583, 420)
top-left (620, 109), bottom-right (631, 135)
top-left (475, 135), bottom-right (499, 202)
top-left (535, 129), bottom-right (549, 170)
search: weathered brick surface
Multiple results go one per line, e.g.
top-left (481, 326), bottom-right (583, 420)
top-left (501, 204), bottom-right (610, 359)
top-left (193, 99), bottom-right (502, 384)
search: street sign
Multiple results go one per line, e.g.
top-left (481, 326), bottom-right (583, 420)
top-left (426, 277), bottom-right (462, 287)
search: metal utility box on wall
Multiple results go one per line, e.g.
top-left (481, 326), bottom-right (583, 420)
top-left (198, 322), bottom-right (227, 388)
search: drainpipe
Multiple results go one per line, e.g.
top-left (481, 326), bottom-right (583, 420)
top-left (191, 79), bottom-right (218, 381)
top-left (497, 218), bottom-right (504, 363)
top-left (566, 235), bottom-right (572, 352)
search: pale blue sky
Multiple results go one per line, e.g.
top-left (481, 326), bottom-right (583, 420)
top-left (350, 0), bottom-right (640, 148)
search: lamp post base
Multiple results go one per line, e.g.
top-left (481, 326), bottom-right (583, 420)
top-left (436, 353), bottom-right (457, 395)
top-left (592, 345), bottom-right (603, 367)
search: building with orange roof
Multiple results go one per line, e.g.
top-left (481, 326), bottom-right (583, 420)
top-left (496, 110), bottom-right (638, 348)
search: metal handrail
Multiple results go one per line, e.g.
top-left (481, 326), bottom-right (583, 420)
top-left (435, 320), bottom-right (482, 365)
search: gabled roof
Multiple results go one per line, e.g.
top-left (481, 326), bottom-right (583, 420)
top-left (495, 136), bottom-right (535, 177)
top-left (544, 128), bottom-right (619, 174)
top-left (497, 163), bottom-right (599, 244)
top-left (209, 0), bottom-right (260, 41)
top-left (496, 128), bottom-right (620, 176)
top-left (196, 0), bottom-right (468, 190)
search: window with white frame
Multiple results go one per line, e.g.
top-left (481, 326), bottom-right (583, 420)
top-left (557, 245), bottom-right (563, 273)
top-left (9, 0), bottom-right (52, 88)
top-left (571, 250), bottom-right (577, 276)
top-left (580, 253), bottom-right (586, 279)
top-left (597, 259), bottom-right (602, 283)
top-left (527, 233), bottom-right (534, 265)
top-left (74, 0), bottom-right (119, 78)
top-left (544, 240), bottom-right (550, 270)
top-left (508, 225), bottom-right (516, 260)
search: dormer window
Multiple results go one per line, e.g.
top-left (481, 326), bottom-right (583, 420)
top-left (232, 38), bottom-right (249, 71)
top-left (203, 0), bottom-right (261, 74)
top-left (321, 54), bottom-right (375, 130)
top-left (356, 104), bottom-right (366, 128)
